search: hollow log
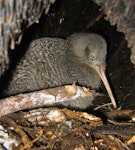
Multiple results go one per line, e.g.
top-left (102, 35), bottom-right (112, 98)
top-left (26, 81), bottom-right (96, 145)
top-left (92, 0), bottom-right (135, 66)
top-left (1, 0), bottom-right (135, 77)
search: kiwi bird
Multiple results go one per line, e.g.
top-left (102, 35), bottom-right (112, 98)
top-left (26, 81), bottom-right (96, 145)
top-left (2, 33), bottom-right (117, 109)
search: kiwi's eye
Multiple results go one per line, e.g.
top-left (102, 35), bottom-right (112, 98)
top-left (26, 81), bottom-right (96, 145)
top-left (85, 47), bottom-right (96, 60)
top-left (90, 53), bottom-right (96, 60)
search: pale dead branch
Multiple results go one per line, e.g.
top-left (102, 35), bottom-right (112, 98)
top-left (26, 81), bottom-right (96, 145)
top-left (0, 84), bottom-right (96, 116)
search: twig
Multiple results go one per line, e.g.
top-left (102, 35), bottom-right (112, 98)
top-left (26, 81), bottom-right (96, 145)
top-left (86, 10), bottom-right (104, 30)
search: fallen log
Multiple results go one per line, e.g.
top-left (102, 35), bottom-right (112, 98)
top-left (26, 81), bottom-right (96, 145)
top-left (0, 84), bottom-right (96, 116)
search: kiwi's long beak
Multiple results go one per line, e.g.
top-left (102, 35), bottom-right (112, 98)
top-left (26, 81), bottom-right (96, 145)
top-left (94, 64), bottom-right (117, 108)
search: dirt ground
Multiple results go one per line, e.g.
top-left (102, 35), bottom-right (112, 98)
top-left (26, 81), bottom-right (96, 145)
top-left (0, 0), bottom-right (135, 149)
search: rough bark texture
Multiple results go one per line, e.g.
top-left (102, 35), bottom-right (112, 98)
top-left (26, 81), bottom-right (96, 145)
top-left (0, 0), bottom-right (55, 76)
top-left (92, 0), bottom-right (135, 66)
